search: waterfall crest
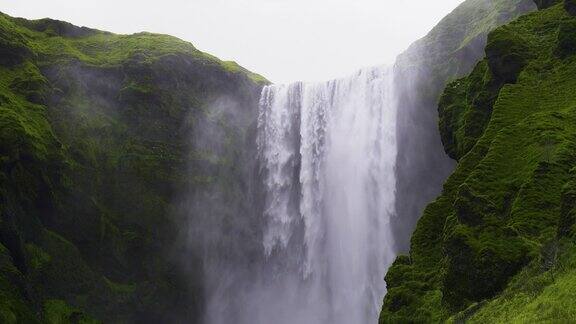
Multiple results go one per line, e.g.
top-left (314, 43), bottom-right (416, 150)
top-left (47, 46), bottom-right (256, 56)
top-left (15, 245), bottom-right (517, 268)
top-left (206, 66), bottom-right (399, 324)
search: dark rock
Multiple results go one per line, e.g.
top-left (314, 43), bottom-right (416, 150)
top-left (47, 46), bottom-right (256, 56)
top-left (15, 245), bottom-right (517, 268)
top-left (0, 30), bottom-right (32, 66)
top-left (0, 210), bottom-right (27, 274)
top-left (443, 225), bottom-right (530, 310)
top-left (486, 27), bottom-right (531, 83)
top-left (558, 170), bottom-right (576, 237)
top-left (556, 20), bottom-right (576, 57)
top-left (565, 0), bottom-right (576, 15)
top-left (454, 184), bottom-right (497, 226)
top-left (533, 0), bottom-right (561, 9)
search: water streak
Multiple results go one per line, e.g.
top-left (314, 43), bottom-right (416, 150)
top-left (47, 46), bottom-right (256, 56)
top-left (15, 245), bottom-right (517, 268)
top-left (208, 66), bottom-right (399, 324)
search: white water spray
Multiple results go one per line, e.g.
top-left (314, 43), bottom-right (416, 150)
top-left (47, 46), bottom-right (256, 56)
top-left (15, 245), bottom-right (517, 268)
top-left (206, 66), bottom-right (399, 324)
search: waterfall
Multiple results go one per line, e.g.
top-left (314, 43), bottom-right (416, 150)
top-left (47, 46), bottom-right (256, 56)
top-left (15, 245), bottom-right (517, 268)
top-left (205, 65), bottom-right (399, 324)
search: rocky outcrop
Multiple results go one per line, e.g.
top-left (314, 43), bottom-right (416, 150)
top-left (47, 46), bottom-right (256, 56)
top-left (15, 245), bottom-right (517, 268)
top-left (566, 0), bottom-right (576, 15)
top-left (486, 26), bottom-right (532, 83)
top-left (556, 19), bottom-right (576, 56)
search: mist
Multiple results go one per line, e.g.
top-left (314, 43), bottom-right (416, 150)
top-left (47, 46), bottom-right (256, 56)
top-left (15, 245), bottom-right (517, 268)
top-left (0, 0), bottom-right (545, 322)
top-left (186, 66), bottom-right (399, 324)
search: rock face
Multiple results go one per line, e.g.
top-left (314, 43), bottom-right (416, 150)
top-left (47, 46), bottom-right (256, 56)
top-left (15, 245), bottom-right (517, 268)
top-left (556, 19), bottom-right (576, 56)
top-left (486, 27), bottom-right (532, 83)
top-left (392, 0), bottom-right (535, 254)
top-left (566, 0), bottom-right (576, 15)
top-left (535, 0), bottom-right (562, 9)
top-left (0, 12), bottom-right (266, 323)
top-left (382, 2), bottom-right (576, 323)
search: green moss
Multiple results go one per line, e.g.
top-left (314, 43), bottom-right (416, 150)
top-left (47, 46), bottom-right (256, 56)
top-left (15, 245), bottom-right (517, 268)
top-left (459, 241), bottom-right (576, 322)
top-left (556, 19), bottom-right (576, 57)
top-left (384, 3), bottom-right (576, 321)
top-left (439, 61), bottom-right (503, 160)
top-left (398, 0), bottom-right (536, 82)
top-left (0, 243), bottom-right (39, 324)
top-left (0, 11), bottom-right (269, 84)
top-left (558, 168), bottom-right (576, 237)
top-left (0, 9), bottom-right (264, 322)
top-left (44, 299), bottom-right (99, 324)
top-left (222, 60), bottom-right (268, 84)
top-left (0, 62), bottom-right (60, 163)
top-left (486, 25), bottom-right (534, 83)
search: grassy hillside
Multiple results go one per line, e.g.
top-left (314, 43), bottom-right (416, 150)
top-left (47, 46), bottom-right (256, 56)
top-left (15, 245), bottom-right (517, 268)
top-left (382, 0), bottom-right (576, 322)
top-left (0, 12), bottom-right (265, 323)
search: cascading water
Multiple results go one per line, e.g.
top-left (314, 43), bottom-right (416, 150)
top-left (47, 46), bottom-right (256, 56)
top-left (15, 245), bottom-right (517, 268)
top-left (205, 66), bottom-right (399, 324)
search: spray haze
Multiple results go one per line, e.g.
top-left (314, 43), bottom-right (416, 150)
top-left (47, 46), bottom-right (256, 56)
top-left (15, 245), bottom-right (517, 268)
top-left (190, 1), bottom-right (538, 322)
top-left (0, 0), bottom-right (543, 322)
top-left (199, 66), bottom-right (399, 324)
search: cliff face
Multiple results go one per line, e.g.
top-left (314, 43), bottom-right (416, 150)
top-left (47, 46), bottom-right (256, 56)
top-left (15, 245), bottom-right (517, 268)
top-left (383, 1), bottom-right (576, 322)
top-left (4, 1), bottom-right (576, 322)
top-left (392, 0), bottom-right (535, 253)
top-left (0, 13), bottom-right (265, 323)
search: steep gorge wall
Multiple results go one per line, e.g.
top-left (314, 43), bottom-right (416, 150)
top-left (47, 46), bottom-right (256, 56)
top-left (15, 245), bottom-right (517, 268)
top-left (0, 12), bottom-right (265, 323)
top-left (3, 1), bottom-right (573, 322)
top-left (382, 1), bottom-right (576, 322)
top-left (392, 0), bottom-right (535, 252)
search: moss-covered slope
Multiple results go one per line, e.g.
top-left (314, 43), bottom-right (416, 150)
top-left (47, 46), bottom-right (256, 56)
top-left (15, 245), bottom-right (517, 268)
top-left (382, 1), bottom-right (576, 322)
top-left (0, 12), bottom-right (265, 323)
top-left (392, 0), bottom-right (535, 253)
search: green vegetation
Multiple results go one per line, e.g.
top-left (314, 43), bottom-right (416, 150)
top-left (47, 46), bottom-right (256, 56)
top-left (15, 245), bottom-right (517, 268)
top-left (460, 241), bottom-right (576, 323)
top-left (382, 2), bottom-right (576, 322)
top-left (0, 11), bottom-right (265, 322)
top-left (393, 0), bottom-right (535, 255)
top-left (398, 0), bottom-right (536, 84)
top-left (5, 0), bottom-right (576, 321)
top-left (44, 299), bottom-right (98, 324)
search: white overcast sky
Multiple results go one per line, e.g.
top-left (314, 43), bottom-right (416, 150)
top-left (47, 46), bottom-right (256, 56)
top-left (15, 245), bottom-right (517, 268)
top-left (1, 0), bottom-right (464, 83)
